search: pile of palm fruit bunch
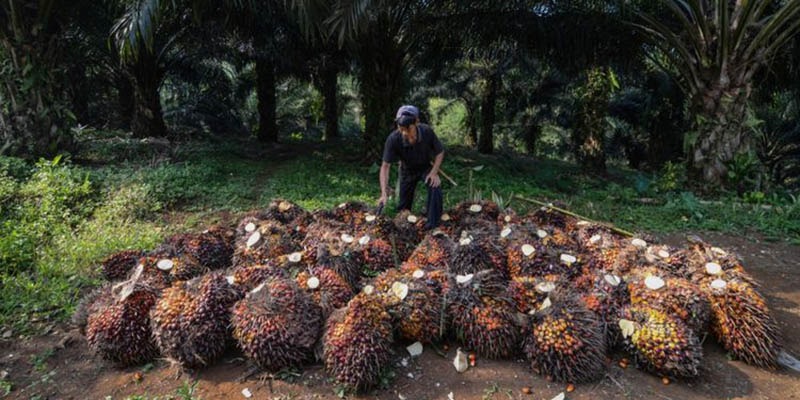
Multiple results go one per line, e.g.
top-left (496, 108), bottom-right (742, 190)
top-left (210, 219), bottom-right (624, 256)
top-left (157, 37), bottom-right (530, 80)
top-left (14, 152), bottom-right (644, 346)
top-left (75, 197), bottom-right (789, 392)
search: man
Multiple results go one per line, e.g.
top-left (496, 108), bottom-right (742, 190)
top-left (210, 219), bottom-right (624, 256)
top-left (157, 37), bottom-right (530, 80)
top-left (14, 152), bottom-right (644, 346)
top-left (379, 105), bottom-right (445, 229)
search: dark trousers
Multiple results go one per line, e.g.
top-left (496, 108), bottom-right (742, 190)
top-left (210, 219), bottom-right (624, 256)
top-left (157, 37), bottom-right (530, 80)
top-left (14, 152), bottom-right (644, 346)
top-left (396, 168), bottom-right (443, 229)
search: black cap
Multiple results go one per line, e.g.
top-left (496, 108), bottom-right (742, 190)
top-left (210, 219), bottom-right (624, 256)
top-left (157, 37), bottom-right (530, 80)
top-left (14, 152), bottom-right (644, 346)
top-left (397, 115), bottom-right (416, 127)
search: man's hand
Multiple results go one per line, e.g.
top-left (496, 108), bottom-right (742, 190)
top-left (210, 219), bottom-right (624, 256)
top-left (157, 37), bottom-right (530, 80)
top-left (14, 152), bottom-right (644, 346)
top-left (425, 172), bottom-right (441, 188)
top-left (378, 193), bottom-right (388, 206)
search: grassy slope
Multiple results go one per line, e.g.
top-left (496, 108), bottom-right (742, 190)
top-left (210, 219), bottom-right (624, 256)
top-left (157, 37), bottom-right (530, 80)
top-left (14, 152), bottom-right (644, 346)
top-left (1, 137), bottom-right (798, 334)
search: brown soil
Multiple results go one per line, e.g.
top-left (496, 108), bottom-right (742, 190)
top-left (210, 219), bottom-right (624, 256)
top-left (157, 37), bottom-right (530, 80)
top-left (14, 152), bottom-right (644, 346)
top-left (2, 232), bottom-right (799, 400)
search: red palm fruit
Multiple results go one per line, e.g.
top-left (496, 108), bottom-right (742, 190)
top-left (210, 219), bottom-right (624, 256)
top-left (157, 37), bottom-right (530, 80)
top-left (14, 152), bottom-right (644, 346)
top-left (296, 267), bottom-right (355, 318)
top-left (448, 269), bottom-right (520, 359)
top-left (101, 250), bottom-right (144, 281)
top-left (508, 274), bottom-right (561, 314)
top-left (449, 230), bottom-right (508, 279)
top-left (370, 269), bottom-right (446, 342)
top-left (323, 293), bottom-right (393, 392)
top-left (233, 220), bottom-right (297, 268)
top-left (407, 231), bottom-right (454, 270)
top-left (360, 236), bottom-right (395, 272)
top-left (700, 269), bottom-right (782, 368)
top-left (85, 282), bottom-right (160, 366)
top-left (232, 276), bottom-right (323, 371)
top-left (150, 272), bottom-right (241, 368)
top-left (450, 200), bottom-right (501, 223)
top-left (524, 288), bottom-right (607, 383)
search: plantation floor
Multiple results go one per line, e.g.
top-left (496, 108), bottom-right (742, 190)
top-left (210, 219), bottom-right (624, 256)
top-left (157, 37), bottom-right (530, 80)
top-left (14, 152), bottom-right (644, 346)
top-left (2, 232), bottom-right (799, 400)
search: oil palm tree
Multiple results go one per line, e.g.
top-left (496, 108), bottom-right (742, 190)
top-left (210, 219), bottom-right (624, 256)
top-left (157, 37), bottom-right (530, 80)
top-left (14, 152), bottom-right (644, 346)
top-left (631, 0), bottom-right (800, 186)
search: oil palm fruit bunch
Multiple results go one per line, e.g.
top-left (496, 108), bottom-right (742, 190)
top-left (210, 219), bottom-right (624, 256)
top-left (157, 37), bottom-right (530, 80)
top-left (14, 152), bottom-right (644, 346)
top-left (448, 270), bottom-right (520, 358)
top-left (497, 207), bottom-right (522, 226)
top-left (524, 205), bottom-right (577, 232)
top-left (233, 220), bottom-right (296, 268)
top-left (524, 288), bottom-right (607, 383)
top-left (701, 270), bottom-right (782, 368)
top-left (506, 239), bottom-right (549, 278)
top-left (450, 200), bottom-right (501, 224)
top-left (617, 305), bottom-right (702, 378)
top-left (599, 237), bottom-right (651, 276)
top-left (151, 272), bottom-right (241, 368)
top-left (449, 231), bottom-right (507, 279)
top-left (407, 231), bottom-right (454, 270)
top-left (371, 269), bottom-right (446, 343)
top-left (392, 210), bottom-right (426, 253)
top-left (101, 250), bottom-right (144, 281)
top-left (85, 281), bottom-right (160, 366)
top-left (574, 270), bottom-right (628, 348)
top-left (314, 239), bottom-right (366, 289)
top-left (296, 267), bottom-right (355, 318)
top-left (176, 226), bottom-right (234, 270)
top-left (129, 257), bottom-right (175, 289)
top-left (507, 274), bottom-right (561, 314)
top-left (229, 264), bottom-right (288, 292)
top-left (323, 292), bottom-right (394, 392)
top-left (358, 235), bottom-right (395, 272)
top-left (627, 273), bottom-right (710, 334)
top-left (232, 277), bottom-right (323, 371)
top-left (262, 198), bottom-right (307, 225)
top-left (72, 284), bottom-right (113, 334)
top-left (331, 201), bottom-right (371, 226)
top-left (353, 211), bottom-right (396, 239)
top-left (141, 254), bottom-right (205, 283)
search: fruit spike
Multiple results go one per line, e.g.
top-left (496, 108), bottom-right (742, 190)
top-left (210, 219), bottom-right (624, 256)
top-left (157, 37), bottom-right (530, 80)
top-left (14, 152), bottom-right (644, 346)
top-left (628, 274), bottom-right (710, 335)
top-left (323, 292), bottom-right (393, 392)
top-left (101, 250), bottom-right (144, 281)
top-left (313, 239), bottom-right (366, 289)
top-left (701, 270), bottom-right (782, 368)
top-left (296, 267), bottom-right (355, 318)
top-left (230, 263), bottom-right (287, 292)
top-left (449, 229), bottom-right (507, 278)
top-left (150, 272), bottom-right (241, 368)
top-left (524, 288), bottom-right (607, 383)
top-left (232, 276), bottom-right (322, 371)
top-left (618, 305), bottom-right (702, 378)
top-left (263, 198), bottom-right (308, 225)
top-left (85, 282), bottom-right (160, 366)
top-left (72, 284), bottom-right (113, 334)
top-left (450, 200), bottom-right (501, 223)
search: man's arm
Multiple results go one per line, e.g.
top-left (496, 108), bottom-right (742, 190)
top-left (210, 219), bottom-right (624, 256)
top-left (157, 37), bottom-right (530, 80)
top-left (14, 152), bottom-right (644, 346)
top-left (379, 161), bottom-right (391, 205)
top-left (426, 151), bottom-right (444, 188)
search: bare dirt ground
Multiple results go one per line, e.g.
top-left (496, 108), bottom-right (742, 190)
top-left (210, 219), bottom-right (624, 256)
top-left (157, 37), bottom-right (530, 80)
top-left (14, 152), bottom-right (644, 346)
top-left (2, 231), bottom-right (799, 400)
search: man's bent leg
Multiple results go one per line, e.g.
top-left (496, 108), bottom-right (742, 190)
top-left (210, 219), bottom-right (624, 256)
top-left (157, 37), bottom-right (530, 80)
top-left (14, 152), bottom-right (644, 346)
top-left (396, 172), bottom-right (419, 211)
top-left (424, 182), bottom-right (443, 229)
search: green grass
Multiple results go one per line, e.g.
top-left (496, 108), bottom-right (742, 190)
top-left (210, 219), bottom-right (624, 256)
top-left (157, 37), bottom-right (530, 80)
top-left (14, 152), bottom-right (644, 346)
top-left (1, 135), bottom-right (798, 335)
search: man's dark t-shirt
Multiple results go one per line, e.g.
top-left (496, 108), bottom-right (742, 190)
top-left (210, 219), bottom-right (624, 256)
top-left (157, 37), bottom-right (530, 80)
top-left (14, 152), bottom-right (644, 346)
top-left (382, 124), bottom-right (444, 174)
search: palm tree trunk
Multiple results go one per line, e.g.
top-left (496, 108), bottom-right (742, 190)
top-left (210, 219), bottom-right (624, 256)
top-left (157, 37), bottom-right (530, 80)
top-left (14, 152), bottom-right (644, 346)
top-left (256, 58), bottom-right (278, 143)
top-left (478, 73), bottom-right (499, 154)
top-left (130, 55), bottom-right (166, 138)
top-left (117, 75), bottom-right (134, 130)
top-left (321, 65), bottom-right (339, 141)
top-left (464, 102), bottom-right (479, 147)
top-left (359, 49), bottom-right (405, 161)
top-left (690, 85), bottom-right (751, 185)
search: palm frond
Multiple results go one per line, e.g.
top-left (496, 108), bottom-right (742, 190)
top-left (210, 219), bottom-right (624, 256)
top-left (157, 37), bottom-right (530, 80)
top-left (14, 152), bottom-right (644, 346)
top-left (111, 0), bottom-right (162, 61)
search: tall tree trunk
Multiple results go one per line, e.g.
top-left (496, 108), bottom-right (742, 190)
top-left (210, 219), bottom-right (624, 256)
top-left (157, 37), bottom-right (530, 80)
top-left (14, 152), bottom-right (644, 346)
top-left (256, 58), bottom-right (278, 143)
top-left (464, 102), bottom-right (479, 147)
top-left (320, 65), bottom-right (339, 141)
top-left (574, 68), bottom-right (611, 171)
top-left (690, 85), bottom-right (750, 186)
top-left (524, 122), bottom-right (541, 155)
top-left (130, 54), bottom-right (166, 138)
top-left (116, 75), bottom-right (134, 130)
top-left (359, 44), bottom-right (406, 161)
top-left (478, 74), bottom-right (499, 154)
